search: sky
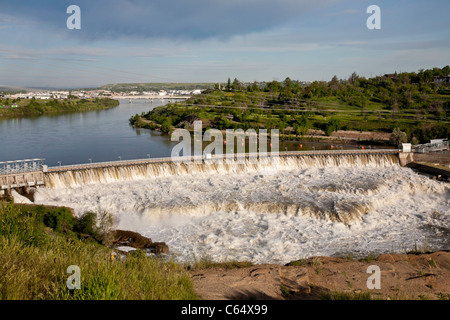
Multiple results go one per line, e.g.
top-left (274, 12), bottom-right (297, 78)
top-left (0, 0), bottom-right (449, 89)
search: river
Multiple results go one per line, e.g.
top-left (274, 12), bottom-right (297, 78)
top-left (0, 99), bottom-right (175, 166)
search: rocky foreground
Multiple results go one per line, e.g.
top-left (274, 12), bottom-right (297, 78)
top-left (191, 251), bottom-right (450, 300)
top-left (106, 229), bottom-right (449, 300)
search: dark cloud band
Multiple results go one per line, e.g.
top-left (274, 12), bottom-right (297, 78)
top-left (1, 0), bottom-right (338, 40)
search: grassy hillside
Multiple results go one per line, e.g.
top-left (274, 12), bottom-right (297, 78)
top-left (0, 202), bottom-right (197, 300)
top-left (130, 67), bottom-right (450, 144)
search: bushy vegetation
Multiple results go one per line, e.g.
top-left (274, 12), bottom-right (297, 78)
top-left (0, 203), bottom-right (197, 300)
top-left (0, 97), bottom-right (119, 118)
top-left (130, 66), bottom-right (450, 144)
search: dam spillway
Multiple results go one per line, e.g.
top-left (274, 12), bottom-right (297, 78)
top-left (43, 150), bottom-right (400, 189)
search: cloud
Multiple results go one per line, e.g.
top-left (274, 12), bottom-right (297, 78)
top-left (1, 0), bottom-right (341, 41)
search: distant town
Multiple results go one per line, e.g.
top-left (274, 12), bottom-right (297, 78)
top-left (1, 88), bottom-right (204, 101)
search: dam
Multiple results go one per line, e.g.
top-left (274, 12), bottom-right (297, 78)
top-left (6, 148), bottom-right (450, 264)
top-left (2, 149), bottom-right (401, 191)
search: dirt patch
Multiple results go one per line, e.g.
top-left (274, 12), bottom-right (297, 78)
top-left (192, 251), bottom-right (450, 300)
top-left (299, 130), bottom-right (391, 143)
top-left (331, 130), bottom-right (391, 141)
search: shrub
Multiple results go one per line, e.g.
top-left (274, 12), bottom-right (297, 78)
top-left (42, 207), bottom-right (77, 234)
top-left (75, 211), bottom-right (99, 239)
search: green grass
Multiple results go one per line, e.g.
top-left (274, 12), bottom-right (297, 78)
top-left (0, 203), bottom-right (197, 300)
top-left (321, 291), bottom-right (374, 300)
top-left (186, 254), bottom-right (253, 271)
top-left (280, 285), bottom-right (296, 299)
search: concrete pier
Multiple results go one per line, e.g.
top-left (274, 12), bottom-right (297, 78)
top-left (0, 171), bottom-right (45, 191)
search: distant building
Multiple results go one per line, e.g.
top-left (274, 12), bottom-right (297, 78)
top-left (434, 75), bottom-right (450, 85)
top-left (37, 94), bottom-right (51, 100)
top-left (384, 74), bottom-right (398, 80)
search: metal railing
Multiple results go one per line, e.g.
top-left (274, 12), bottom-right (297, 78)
top-left (0, 159), bottom-right (45, 175)
top-left (47, 149), bottom-right (400, 171)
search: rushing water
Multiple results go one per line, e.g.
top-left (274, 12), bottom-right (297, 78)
top-left (24, 154), bottom-right (450, 264)
top-left (4, 99), bottom-right (450, 264)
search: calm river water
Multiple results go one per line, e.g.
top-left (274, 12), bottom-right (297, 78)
top-left (0, 99), bottom-right (178, 166)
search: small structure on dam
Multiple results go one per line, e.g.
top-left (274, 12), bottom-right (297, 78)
top-left (0, 159), bottom-right (45, 197)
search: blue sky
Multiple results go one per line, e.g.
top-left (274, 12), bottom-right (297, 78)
top-left (0, 0), bottom-right (449, 88)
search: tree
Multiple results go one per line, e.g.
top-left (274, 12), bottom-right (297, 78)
top-left (160, 119), bottom-right (172, 134)
top-left (226, 78), bottom-right (231, 91)
top-left (348, 72), bottom-right (360, 85)
top-left (232, 78), bottom-right (243, 91)
top-left (293, 115), bottom-right (310, 136)
top-left (329, 75), bottom-right (340, 94)
top-left (411, 137), bottom-right (419, 145)
top-left (247, 81), bottom-right (259, 92)
top-left (325, 118), bottom-right (341, 136)
top-left (389, 127), bottom-right (407, 146)
top-left (265, 80), bottom-right (281, 93)
top-left (283, 77), bottom-right (292, 90)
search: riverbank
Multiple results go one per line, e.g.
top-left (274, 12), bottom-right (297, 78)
top-left (0, 97), bottom-right (119, 118)
top-left (192, 251), bottom-right (450, 300)
top-left (130, 113), bottom-right (394, 147)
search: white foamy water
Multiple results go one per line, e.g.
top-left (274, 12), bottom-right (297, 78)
top-left (32, 155), bottom-right (450, 264)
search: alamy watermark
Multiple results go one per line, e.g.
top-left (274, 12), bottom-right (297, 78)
top-left (366, 265), bottom-right (381, 289)
top-left (66, 5), bottom-right (81, 30)
top-left (367, 5), bottom-right (381, 30)
top-left (66, 4), bottom-right (381, 31)
top-left (170, 120), bottom-right (280, 171)
top-left (66, 265), bottom-right (81, 290)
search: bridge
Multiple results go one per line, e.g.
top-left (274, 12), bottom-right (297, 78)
top-left (115, 95), bottom-right (191, 101)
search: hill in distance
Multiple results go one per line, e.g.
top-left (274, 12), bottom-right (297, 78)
top-left (98, 82), bottom-right (216, 92)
